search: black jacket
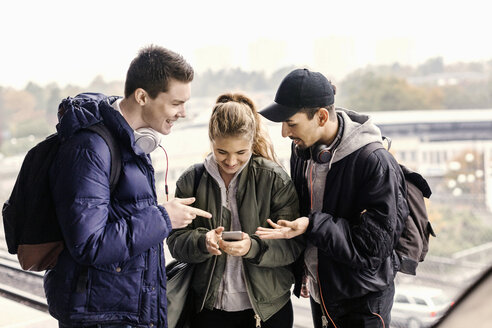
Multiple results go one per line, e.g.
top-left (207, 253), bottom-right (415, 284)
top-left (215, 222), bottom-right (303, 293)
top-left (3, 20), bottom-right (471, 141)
top-left (292, 110), bottom-right (408, 303)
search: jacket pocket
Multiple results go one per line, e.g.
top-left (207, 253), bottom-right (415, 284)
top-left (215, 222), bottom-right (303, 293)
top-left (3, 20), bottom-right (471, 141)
top-left (70, 254), bottom-right (148, 314)
top-left (87, 264), bottom-right (145, 313)
top-left (248, 266), bottom-right (294, 302)
top-left (91, 252), bottom-right (148, 273)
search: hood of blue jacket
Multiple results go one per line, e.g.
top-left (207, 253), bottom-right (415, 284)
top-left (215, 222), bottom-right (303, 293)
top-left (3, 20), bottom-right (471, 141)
top-left (56, 92), bottom-right (147, 157)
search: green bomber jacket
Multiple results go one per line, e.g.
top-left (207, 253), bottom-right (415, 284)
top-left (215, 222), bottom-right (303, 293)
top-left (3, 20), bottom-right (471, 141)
top-left (167, 156), bottom-right (304, 321)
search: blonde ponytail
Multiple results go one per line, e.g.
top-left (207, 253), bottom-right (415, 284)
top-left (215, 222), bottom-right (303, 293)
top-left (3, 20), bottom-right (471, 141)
top-left (209, 93), bottom-right (278, 164)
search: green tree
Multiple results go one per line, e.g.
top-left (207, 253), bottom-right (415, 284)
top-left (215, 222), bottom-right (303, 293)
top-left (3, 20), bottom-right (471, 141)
top-left (417, 57), bottom-right (444, 75)
top-left (338, 71), bottom-right (443, 111)
top-left (24, 81), bottom-right (46, 111)
top-left (45, 84), bottom-right (61, 124)
top-left (429, 206), bottom-right (492, 256)
top-left (442, 81), bottom-right (492, 109)
top-left (269, 66), bottom-right (297, 90)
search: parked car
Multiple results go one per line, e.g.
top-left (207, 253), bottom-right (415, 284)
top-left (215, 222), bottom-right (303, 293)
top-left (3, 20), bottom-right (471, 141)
top-left (391, 285), bottom-right (453, 328)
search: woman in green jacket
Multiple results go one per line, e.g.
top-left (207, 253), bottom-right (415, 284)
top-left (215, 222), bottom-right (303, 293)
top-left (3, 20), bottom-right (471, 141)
top-left (167, 93), bottom-right (304, 328)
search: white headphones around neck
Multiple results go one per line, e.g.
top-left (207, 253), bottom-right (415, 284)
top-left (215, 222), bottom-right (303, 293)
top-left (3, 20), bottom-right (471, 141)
top-left (134, 128), bottom-right (162, 154)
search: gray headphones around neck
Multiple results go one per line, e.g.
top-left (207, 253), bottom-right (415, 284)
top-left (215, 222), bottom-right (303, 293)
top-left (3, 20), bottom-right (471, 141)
top-left (134, 128), bottom-right (161, 154)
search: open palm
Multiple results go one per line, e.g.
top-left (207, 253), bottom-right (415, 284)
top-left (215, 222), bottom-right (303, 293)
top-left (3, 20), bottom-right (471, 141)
top-left (255, 217), bottom-right (309, 239)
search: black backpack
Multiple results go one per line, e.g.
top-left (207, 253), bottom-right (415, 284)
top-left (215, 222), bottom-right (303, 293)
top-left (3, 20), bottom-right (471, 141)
top-left (360, 141), bottom-right (435, 275)
top-left (2, 123), bottom-right (121, 271)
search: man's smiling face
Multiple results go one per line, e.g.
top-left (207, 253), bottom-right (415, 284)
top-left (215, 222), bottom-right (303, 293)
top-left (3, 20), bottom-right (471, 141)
top-left (141, 79), bottom-right (191, 135)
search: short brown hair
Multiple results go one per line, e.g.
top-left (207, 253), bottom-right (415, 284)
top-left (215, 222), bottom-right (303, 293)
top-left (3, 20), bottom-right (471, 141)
top-left (124, 45), bottom-right (194, 99)
top-left (298, 104), bottom-right (336, 121)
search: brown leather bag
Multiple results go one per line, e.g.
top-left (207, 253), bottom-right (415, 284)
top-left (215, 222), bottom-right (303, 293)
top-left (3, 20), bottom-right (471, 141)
top-left (17, 241), bottom-right (64, 271)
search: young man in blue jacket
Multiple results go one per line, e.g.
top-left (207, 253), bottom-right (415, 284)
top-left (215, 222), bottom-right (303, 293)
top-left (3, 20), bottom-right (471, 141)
top-left (256, 69), bottom-right (408, 328)
top-left (46, 45), bottom-right (211, 328)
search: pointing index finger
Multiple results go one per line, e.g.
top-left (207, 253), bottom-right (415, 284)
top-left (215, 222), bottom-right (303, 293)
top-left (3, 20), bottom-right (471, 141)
top-left (190, 207), bottom-right (212, 219)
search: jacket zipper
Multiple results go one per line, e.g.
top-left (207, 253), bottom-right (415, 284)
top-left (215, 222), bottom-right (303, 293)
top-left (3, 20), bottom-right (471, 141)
top-left (199, 203), bottom-right (222, 312)
top-left (157, 243), bottom-right (161, 327)
top-left (226, 186), bottom-right (230, 208)
top-left (199, 256), bottom-right (218, 311)
top-left (254, 314), bottom-right (261, 327)
top-left (149, 165), bottom-right (160, 328)
top-left (241, 267), bottom-right (262, 327)
top-left (233, 174), bottom-right (260, 326)
top-left (321, 315), bottom-right (328, 327)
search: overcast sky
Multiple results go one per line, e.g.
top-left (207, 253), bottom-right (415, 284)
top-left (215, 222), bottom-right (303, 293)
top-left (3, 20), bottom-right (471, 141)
top-left (1, 0), bottom-right (491, 89)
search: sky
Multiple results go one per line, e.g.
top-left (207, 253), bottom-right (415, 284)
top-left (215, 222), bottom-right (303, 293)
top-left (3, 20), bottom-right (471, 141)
top-left (1, 0), bottom-right (492, 89)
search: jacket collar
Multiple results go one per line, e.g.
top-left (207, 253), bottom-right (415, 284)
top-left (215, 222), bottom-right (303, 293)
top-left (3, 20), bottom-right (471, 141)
top-left (57, 93), bottom-right (149, 158)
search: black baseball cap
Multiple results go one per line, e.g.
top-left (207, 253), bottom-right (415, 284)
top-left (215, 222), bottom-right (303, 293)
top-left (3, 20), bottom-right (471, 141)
top-left (260, 68), bottom-right (335, 122)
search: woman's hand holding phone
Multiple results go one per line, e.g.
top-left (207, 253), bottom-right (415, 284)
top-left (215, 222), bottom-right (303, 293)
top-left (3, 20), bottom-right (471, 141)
top-left (219, 232), bottom-right (251, 257)
top-left (205, 227), bottom-right (224, 255)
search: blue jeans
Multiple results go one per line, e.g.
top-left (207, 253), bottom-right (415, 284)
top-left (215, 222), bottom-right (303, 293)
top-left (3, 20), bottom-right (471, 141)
top-left (59, 324), bottom-right (136, 328)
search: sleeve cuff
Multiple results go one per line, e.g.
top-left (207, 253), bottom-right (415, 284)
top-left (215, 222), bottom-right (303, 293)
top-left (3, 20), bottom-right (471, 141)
top-left (306, 215), bottom-right (314, 235)
top-left (197, 232), bottom-right (210, 254)
top-left (157, 205), bottom-right (173, 234)
top-left (243, 237), bottom-right (260, 259)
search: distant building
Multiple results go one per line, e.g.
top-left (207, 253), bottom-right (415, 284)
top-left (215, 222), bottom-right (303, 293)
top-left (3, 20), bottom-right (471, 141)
top-left (370, 109), bottom-right (492, 211)
top-left (149, 108), bottom-right (492, 212)
top-left (408, 71), bottom-right (488, 86)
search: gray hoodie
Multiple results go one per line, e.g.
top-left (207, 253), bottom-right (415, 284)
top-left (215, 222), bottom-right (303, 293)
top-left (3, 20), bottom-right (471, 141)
top-left (203, 153), bottom-right (253, 312)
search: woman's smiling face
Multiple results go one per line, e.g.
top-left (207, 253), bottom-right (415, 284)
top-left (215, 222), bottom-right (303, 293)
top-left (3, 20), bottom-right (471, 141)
top-left (212, 135), bottom-right (253, 180)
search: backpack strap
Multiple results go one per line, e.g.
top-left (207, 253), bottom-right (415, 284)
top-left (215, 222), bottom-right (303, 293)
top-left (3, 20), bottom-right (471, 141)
top-left (358, 142), bottom-right (385, 164)
top-left (85, 123), bottom-right (122, 193)
top-left (359, 141), bottom-right (432, 199)
top-left (70, 123), bottom-right (120, 287)
top-left (358, 135), bottom-right (394, 166)
top-left (193, 163), bottom-right (205, 197)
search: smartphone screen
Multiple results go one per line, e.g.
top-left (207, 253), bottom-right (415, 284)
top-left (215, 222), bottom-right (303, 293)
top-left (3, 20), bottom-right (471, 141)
top-left (222, 231), bottom-right (243, 241)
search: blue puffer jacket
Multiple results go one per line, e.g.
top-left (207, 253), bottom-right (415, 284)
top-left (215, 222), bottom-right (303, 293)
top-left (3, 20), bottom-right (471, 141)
top-left (45, 93), bottom-right (172, 327)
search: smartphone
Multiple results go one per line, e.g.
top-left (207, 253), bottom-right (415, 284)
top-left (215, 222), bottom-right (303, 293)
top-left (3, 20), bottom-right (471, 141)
top-left (222, 231), bottom-right (243, 241)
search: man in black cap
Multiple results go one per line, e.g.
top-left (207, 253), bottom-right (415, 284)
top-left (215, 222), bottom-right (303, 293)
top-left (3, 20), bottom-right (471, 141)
top-left (255, 69), bottom-right (409, 327)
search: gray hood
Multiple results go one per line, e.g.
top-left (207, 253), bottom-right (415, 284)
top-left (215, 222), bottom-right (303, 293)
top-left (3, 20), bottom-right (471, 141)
top-left (330, 108), bottom-right (383, 165)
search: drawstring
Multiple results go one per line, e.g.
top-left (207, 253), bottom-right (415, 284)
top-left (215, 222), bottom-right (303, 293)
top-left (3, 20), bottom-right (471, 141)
top-left (309, 147), bottom-right (337, 211)
top-left (327, 148), bottom-right (337, 171)
top-left (309, 163), bottom-right (314, 211)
